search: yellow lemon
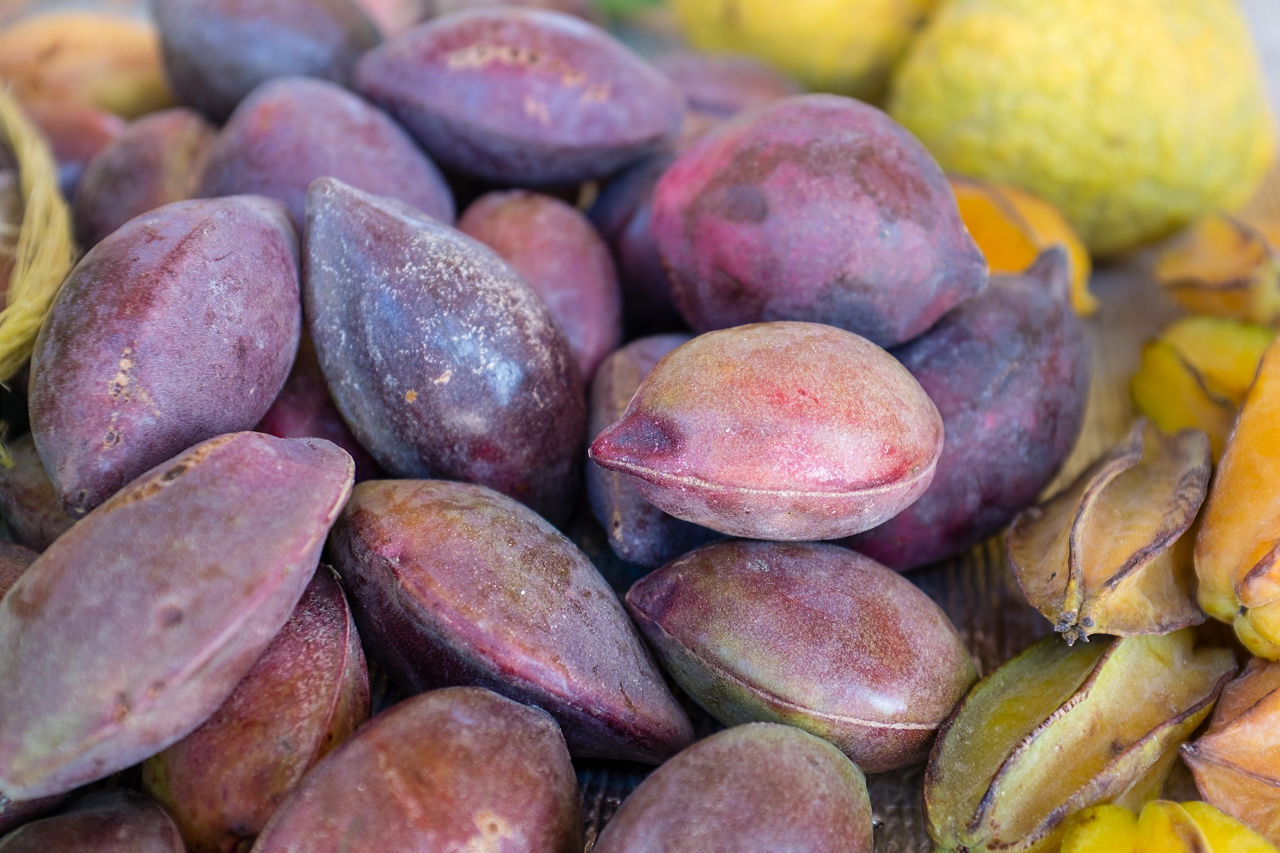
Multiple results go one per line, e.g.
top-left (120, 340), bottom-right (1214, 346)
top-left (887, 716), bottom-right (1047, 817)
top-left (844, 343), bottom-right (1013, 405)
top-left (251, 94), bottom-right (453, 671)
top-left (889, 0), bottom-right (1277, 256)
top-left (668, 0), bottom-right (940, 103)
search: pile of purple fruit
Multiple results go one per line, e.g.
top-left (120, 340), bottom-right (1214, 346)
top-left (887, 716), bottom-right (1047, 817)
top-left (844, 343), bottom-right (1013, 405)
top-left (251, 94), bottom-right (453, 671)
top-left (0, 1), bottom-right (1092, 850)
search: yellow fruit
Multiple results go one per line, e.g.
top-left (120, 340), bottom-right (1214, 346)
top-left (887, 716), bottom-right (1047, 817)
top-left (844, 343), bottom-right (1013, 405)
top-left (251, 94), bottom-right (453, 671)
top-left (888, 0), bottom-right (1276, 256)
top-left (667, 0), bottom-right (940, 103)
top-left (1060, 801), bottom-right (1278, 853)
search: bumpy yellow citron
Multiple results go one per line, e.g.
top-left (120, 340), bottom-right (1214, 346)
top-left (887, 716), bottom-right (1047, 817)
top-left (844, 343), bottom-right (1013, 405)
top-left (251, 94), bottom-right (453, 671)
top-left (890, 0), bottom-right (1276, 256)
top-left (667, 0), bottom-right (939, 103)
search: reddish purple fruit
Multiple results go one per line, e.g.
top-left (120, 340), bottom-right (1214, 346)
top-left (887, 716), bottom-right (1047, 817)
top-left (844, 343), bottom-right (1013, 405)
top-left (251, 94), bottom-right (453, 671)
top-left (354, 8), bottom-right (685, 184)
top-left (73, 107), bottom-right (216, 247)
top-left (250, 687), bottom-right (583, 852)
top-left (200, 76), bottom-right (454, 229)
top-left (0, 435), bottom-right (76, 553)
top-left (29, 195), bottom-right (302, 517)
top-left (149, 0), bottom-right (381, 120)
top-left (328, 478), bottom-right (695, 763)
top-left (459, 190), bottom-right (622, 382)
top-left (652, 93), bottom-right (988, 347)
top-left (304, 178), bottom-right (583, 525)
top-left (848, 249), bottom-right (1091, 570)
top-left (0, 432), bottom-right (355, 799)
top-left (589, 321), bottom-right (944, 541)
top-left (652, 51), bottom-right (802, 119)
top-left (0, 791), bottom-right (183, 853)
top-left (142, 568), bottom-right (370, 853)
top-left (627, 541), bottom-right (977, 772)
top-left (594, 723), bottom-right (873, 853)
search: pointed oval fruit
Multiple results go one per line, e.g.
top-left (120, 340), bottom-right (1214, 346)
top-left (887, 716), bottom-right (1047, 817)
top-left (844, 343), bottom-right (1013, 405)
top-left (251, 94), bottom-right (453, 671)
top-left (141, 567), bottom-right (370, 853)
top-left (354, 8), bottom-right (685, 185)
top-left (924, 630), bottom-right (1236, 853)
top-left (593, 723), bottom-right (873, 853)
top-left (250, 687), bottom-right (582, 852)
top-left (29, 195), bottom-right (302, 517)
top-left (0, 432), bottom-right (355, 800)
top-left (651, 93), bottom-right (987, 347)
top-left (627, 540), bottom-right (975, 772)
top-left (304, 177), bottom-right (584, 526)
top-left (589, 321), bottom-right (944, 540)
top-left (0, 435), bottom-right (76, 553)
top-left (0, 790), bottom-right (184, 853)
top-left (328, 478), bottom-right (694, 763)
top-left (1008, 419), bottom-right (1210, 644)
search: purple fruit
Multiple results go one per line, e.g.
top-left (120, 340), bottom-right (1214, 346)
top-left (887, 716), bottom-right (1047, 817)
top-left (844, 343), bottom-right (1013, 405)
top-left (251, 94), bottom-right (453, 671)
top-left (29, 195), bottom-right (302, 517)
top-left (652, 93), bottom-right (988, 347)
top-left (849, 249), bottom-right (1091, 570)
top-left (594, 723), bottom-right (873, 853)
top-left (200, 76), bottom-right (455, 229)
top-left (459, 189), bottom-right (621, 382)
top-left (0, 791), bottom-right (183, 853)
top-left (142, 567), bottom-right (369, 853)
top-left (354, 8), bottom-right (685, 184)
top-left (589, 321), bottom-right (944, 541)
top-left (0, 436), bottom-right (75, 552)
top-left (652, 51), bottom-right (802, 119)
top-left (73, 107), bottom-right (216, 247)
top-left (586, 333), bottom-right (718, 567)
top-left (255, 336), bottom-right (385, 484)
top-left (149, 0), bottom-right (381, 121)
top-left (304, 178), bottom-right (584, 525)
top-left (251, 687), bottom-right (582, 852)
top-left (0, 432), bottom-right (354, 799)
top-left (328, 478), bottom-right (695, 763)
top-left (627, 541), bottom-right (977, 772)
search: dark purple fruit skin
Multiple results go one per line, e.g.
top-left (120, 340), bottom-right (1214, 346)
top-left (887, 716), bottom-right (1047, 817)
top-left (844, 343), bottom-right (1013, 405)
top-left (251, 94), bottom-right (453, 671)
top-left (593, 723), bottom-right (873, 853)
top-left (627, 540), bottom-right (977, 772)
top-left (200, 76), bottom-right (455, 230)
top-left (651, 93), bottom-right (989, 348)
top-left (430, 0), bottom-right (602, 24)
top-left (652, 51), bottom-right (802, 119)
top-left (21, 103), bottom-right (125, 199)
top-left (148, 0), bottom-right (381, 121)
top-left (328, 478), bottom-right (695, 763)
top-left (29, 195), bottom-right (302, 517)
top-left (0, 432), bottom-right (355, 800)
top-left (354, 8), bottom-right (685, 185)
top-left (73, 107), bottom-right (216, 247)
top-left (304, 177), bottom-right (584, 525)
top-left (256, 336), bottom-right (385, 484)
top-left (588, 153), bottom-right (686, 337)
top-left (459, 190), bottom-right (621, 382)
top-left (251, 687), bottom-right (583, 853)
top-left (847, 249), bottom-right (1091, 571)
top-left (0, 790), bottom-right (183, 853)
top-left (142, 567), bottom-right (370, 853)
top-left (0, 435), bottom-right (75, 552)
top-left (587, 334), bottom-right (719, 568)
top-left (0, 542), bottom-right (35, 597)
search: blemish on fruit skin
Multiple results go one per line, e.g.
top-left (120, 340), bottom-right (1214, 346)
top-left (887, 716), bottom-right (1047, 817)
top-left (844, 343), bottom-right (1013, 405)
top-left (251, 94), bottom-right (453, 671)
top-left (404, 390), bottom-right (417, 403)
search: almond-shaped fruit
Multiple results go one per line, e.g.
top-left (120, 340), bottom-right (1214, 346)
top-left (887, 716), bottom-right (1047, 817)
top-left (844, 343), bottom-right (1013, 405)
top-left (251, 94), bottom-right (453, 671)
top-left (354, 8), bottom-right (684, 185)
top-left (0, 790), bottom-right (183, 853)
top-left (250, 687), bottom-right (582, 853)
top-left (589, 321), bottom-right (944, 540)
top-left (593, 723), bottom-right (872, 853)
top-left (627, 540), bottom-right (976, 771)
top-left (141, 567), bottom-right (370, 853)
top-left (29, 195), bottom-right (302, 517)
top-left (328, 478), bottom-right (694, 763)
top-left (0, 432), bottom-right (354, 800)
top-left (304, 177), bottom-right (584, 525)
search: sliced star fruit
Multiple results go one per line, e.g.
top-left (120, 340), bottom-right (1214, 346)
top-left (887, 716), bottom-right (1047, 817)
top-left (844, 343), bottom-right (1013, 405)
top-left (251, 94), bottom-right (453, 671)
top-left (1156, 213), bottom-right (1280, 324)
top-left (1008, 419), bottom-right (1210, 644)
top-left (924, 629), bottom-right (1235, 853)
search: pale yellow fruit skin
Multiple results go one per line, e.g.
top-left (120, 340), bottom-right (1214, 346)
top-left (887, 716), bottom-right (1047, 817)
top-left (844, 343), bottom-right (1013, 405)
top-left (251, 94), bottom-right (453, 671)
top-left (669, 0), bottom-right (939, 103)
top-left (888, 0), bottom-right (1277, 256)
